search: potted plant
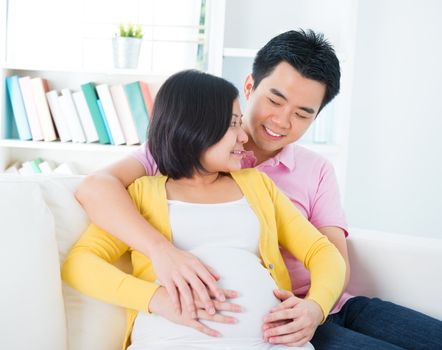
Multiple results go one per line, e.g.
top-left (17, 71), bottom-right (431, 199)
top-left (112, 23), bottom-right (143, 69)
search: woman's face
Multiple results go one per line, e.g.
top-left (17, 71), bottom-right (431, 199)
top-left (200, 99), bottom-right (248, 173)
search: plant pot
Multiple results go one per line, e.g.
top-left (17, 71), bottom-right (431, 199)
top-left (112, 36), bottom-right (142, 69)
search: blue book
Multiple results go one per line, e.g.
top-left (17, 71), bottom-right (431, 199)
top-left (97, 99), bottom-right (114, 145)
top-left (5, 76), bottom-right (32, 140)
top-left (3, 88), bottom-right (19, 139)
top-left (124, 82), bottom-right (149, 143)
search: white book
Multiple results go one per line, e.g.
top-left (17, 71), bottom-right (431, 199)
top-left (46, 90), bottom-right (72, 142)
top-left (53, 162), bottom-right (78, 175)
top-left (109, 84), bottom-right (140, 145)
top-left (5, 161), bottom-right (21, 174)
top-left (18, 76), bottom-right (44, 141)
top-left (96, 84), bottom-right (126, 145)
top-left (19, 161), bottom-right (35, 175)
top-left (72, 91), bottom-right (99, 143)
top-left (30, 77), bottom-right (57, 141)
top-left (59, 89), bottom-right (86, 143)
top-left (38, 160), bottom-right (55, 174)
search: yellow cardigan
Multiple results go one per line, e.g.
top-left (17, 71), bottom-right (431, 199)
top-left (62, 168), bottom-right (346, 349)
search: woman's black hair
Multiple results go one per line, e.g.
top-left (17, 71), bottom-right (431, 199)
top-left (148, 70), bottom-right (239, 179)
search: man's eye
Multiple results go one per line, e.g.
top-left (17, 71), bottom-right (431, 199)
top-left (230, 121), bottom-right (237, 127)
top-left (269, 98), bottom-right (281, 106)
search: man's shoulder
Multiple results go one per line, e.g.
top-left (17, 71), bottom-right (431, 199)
top-left (288, 144), bottom-right (333, 172)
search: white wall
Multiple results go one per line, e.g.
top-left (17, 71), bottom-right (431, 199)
top-left (345, 0), bottom-right (442, 238)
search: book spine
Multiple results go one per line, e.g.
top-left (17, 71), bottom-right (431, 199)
top-left (30, 77), bottom-right (57, 141)
top-left (96, 84), bottom-right (126, 145)
top-left (139, 81), bottom-right (154, 118)
top-left (124, 82), bottom-right (149, 143)
top-left (109, 84), bottom-right (140, 145)
top-left (46, 90), bottom-right (72, 142)
top-left (60, 89), bottom-right (86, 143)
top-left (80, 82), bottom-right (110, 144)
top-left (97, 99), bottom-right (114, 145)
top-left (18, 76), bottom-right (44, 141)
top-left (5, 76), bottom-right (32, 140)
top-left (72, 91), bottom-right (99, 143)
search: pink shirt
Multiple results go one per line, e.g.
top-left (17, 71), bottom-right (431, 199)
top-left (132, 143), bottom-right (352, 313)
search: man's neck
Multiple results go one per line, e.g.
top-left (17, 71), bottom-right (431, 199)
top-left (244, 139), bottom-right (280, 166)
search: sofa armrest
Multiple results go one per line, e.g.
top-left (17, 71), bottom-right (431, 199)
top-left (347, 228), bottom-right (442, 320)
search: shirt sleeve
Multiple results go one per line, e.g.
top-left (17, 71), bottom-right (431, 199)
top-left (61, 180), bottom-right (160, 313)
top-left (130, 143), bottom-right (159, 176)
top-left (310, 160), bottom-right (348, 236)
top-left (262, 173), bottom-right (346, 321)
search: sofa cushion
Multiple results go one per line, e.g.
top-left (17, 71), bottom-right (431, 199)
top-left (0, 179), bottom-right (67, 350)
top-left (39, 176), bottom-right (127, 350)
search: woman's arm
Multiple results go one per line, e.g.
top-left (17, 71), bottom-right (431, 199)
top-left (75, 155), bottom-right (224, 316)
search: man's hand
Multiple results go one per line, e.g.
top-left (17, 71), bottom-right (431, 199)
top-left (149, 286), bottom-right (242, 337)
top-left (262, 289), bottom-right (323, 346)
top-left (149, 241), bottom-right (226, 318)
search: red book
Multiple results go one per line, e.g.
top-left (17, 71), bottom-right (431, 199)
top-left (139, 81), bottom-right (154, 119)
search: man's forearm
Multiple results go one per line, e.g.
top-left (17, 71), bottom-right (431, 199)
top-left (75, 173), bottom-right (168, 256)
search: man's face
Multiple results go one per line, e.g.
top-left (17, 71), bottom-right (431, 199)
top-left (243, 61), bottom-right (326, 160)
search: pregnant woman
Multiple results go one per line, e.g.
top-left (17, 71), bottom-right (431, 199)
top-left (62, 70), bottom-right (346, 350)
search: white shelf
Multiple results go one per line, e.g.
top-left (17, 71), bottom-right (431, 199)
top-left (2, 64), bottom-right (168, 78)
top-left (0, 139), bottom-right (139, 154)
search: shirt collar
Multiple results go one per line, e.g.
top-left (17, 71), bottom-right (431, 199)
top-left (242, 144), bottom-right (296, 171)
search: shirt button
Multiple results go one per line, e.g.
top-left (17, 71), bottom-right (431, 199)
top-left (269, 263), bottom-right (274, 269)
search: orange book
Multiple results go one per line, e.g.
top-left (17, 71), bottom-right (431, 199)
top-left (138, 81), bottom-right (154, 119)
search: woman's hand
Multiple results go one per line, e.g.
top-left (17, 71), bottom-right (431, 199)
top-left (149, 241), bottom-right (226, 318)
top-left (262, 289), bottom-right (323, 346)
top-left (149, 286), bottom-right (242, 337)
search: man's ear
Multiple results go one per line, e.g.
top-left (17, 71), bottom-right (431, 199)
top-left (243, 74), bottom-right (254, 100)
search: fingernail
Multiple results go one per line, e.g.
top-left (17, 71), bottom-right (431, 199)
top-left (210, 307), bottom-right (216, 315)
top-left (219, 295), bottom-right (226, 302)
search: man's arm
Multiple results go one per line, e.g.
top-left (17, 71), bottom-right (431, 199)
top-left (75, 156), bottom-right (224, 316)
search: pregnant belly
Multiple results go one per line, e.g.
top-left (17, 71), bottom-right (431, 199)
top-left (131, 247), bottom-right (280, 344)
top-left (194, 247), bottom-right (279, 338)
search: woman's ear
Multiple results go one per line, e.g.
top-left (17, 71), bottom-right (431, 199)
top-left (243, 74), bottom-right (254, 100)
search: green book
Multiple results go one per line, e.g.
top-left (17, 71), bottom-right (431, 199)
top-left (80, 82), bottom-right (110, 144)
top-left (124, 82), bottom-right (149, 143)
top-left (30, 158), bottom-right (43, 174)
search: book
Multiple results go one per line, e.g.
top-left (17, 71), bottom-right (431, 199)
top-left (4, 161), bottom-right (21, 174)
top-left (18, 76), bottom-right (44, 141)
top-left (109, 84), bottom-right (140, 145)
top-left (96, 84), bottom-right (126, 145)
top-left (4, 88), bottom-right (19, 139)
top-left (38, 160), bottom-right (55, 174)
top-left (53, 162), bottom-right (78, 175)
top-left (96, 99), bottom-right (114, 145)
top-left (59, 90), bottom-right (86, 143)
top-left (124, 81), bottom-right (149, 143)
top-left (5, 76), bottom-right (32, 140)
top-left (19, 161), bottom-right (35, 175)
top-left (46, 90), bottom-right (72, 142)
top-left (139, 81), bottom-right (154, 119)
top-left (30, 77), bottom-right (57, 141)
top-left (80, 82), bottom-right (110, 144)
top-left (72, 91), bottom-right (99, 143)
top-left (29, 158), bottom-right (43, 173)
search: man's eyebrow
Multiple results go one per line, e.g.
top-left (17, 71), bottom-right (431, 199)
top-left (270, 88), bottom-right (316, 115)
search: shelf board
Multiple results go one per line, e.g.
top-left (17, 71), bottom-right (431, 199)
top-left (0, 139), bottom-right (140, 153)
top-left (1, 64), bottom-right (168, 78)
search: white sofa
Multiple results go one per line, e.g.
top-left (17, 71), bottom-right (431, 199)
top-left (1, 175), bottom-right (441, 350)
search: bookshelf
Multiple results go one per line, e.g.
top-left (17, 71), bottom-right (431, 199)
top-left (0, 0), bottom-right (217, 175)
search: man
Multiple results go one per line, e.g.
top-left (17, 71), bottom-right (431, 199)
top-left (76, 30), bottom-right (442, 349)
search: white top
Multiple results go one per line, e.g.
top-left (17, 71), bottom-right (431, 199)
top-left (129, 198), bottom-right (312, 350)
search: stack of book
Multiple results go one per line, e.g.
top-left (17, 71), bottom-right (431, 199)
top-left (4, 158), bottom-right (78, 175)
top-left (5, 76), bottom-right (154, 145)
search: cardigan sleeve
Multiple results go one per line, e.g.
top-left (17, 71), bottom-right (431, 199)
top-left (61, 181), bottom-right (160, 313)
top-left (261, 172), bottom-right (346, 320)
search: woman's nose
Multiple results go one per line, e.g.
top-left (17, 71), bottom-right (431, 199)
top-left (238, 126), bottom-right (248, 144)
